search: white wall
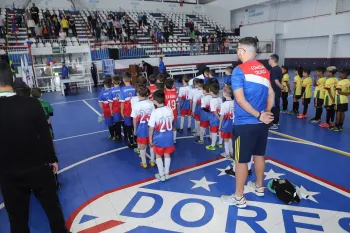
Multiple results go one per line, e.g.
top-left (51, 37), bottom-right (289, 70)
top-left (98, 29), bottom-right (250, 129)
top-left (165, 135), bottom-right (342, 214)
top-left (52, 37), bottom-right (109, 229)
top-left (333, 34), bottom-right (350, 58)
top-left (201, 1), bottom-right (231, 28)
top-left (284, 36), bottom-right (328, 58)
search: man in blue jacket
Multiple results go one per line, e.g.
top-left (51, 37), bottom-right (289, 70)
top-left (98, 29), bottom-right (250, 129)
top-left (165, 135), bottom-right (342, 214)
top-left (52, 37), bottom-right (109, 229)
top-left (61, 62), bottom-right (69, 94)
top-left (158, 57), bottom-right (165, 74)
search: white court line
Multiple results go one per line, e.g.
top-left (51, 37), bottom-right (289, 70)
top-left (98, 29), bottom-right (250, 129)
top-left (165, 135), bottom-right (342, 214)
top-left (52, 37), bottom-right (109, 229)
top-left (54, 130), bottom-right (109, 142)
top-left (51, 98), bottom-right (98, 105)
top-left (82, 100), bottom-right (101, 116)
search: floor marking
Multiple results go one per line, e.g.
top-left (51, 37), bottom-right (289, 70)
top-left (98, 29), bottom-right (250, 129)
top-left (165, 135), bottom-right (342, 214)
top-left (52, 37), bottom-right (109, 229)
top-left (0, 203), bottom-right (3, 210)
top-left (77, 220), bottom-right (125, 233)
top-left (269, 130), bottom-right (350, 157)
top-left (82, 100), bottom-right (101, 116)
top-left (51, 98), bottom-right (98, 105)
top-left (54, 130), bottom-right (109, 142)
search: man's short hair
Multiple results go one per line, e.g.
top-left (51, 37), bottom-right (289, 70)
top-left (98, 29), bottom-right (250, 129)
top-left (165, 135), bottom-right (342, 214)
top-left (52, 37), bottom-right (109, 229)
top-left (238, 37), bottom-right (257, 52)
top-left (0, 61), bottom-right (13, 87)
top-left (182, 75), bottom-right (190, 83)
top-left (153, 90), bottom-right (165, 104)
top-left (148, 74), bottom-right (157, 84)
top-left (136, 84), bottom-right (149, 97)
top-left (270, 54), bottom-right (279, 63)
top-left (164, 78), bottom-right (174, 89)
top-left (209, 83), bottom-right (220, 95)
top-left (31, 87), bottom-right (42, 99)
top-left (112, 75), bottom-right (121, 85)
top-left (340, 69), bottom-right (350, 77)
top-left (204, 70), bottom-right (210, 76)
top-left (15, 86), bottom-right (31, 97)
top-left (137, 76), bottom-right (147, 85)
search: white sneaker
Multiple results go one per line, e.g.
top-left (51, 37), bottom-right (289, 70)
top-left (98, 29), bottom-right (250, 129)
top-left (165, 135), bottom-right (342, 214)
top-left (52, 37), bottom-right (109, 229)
top-left (155, 174), bottom-right (165, 182)
top-left (221, 195), bottom-right (247, 208)
top-left (165, 175), bottom-right (170, 180)
top-left (247, 181), bottom-right (265, 197)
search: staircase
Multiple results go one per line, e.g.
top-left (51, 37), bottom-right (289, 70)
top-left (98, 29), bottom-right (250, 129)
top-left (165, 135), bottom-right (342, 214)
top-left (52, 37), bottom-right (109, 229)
top-left (6, 8), bottom-right (28, 46)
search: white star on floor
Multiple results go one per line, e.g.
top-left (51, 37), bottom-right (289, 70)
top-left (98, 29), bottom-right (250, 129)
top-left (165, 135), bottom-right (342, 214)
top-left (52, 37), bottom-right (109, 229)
top-left (243, 185), bottom-right (253, 194)
top-left (264, 169), bottom-right (285, 180)
top-left (297, 186), bottom-right (320, 203)
top-left (190, 177), bottom-right (217, 191)
top-left (217, 166), bottom-right (231, 176)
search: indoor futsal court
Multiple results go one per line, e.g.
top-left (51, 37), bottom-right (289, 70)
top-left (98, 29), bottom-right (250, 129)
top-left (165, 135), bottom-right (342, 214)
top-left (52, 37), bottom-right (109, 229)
top-left (0, 85), bottom-right (349, 233)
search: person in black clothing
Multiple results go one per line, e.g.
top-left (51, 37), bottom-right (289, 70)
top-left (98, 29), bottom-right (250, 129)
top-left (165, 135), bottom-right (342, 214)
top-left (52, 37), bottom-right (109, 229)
top-left (142, 60), bottom-right (153, 77)
top-left (87, 14), bottom-right (92, 27)
top-left (269, 54), bottom-right (283, 130)
top-left (69, 17), bottom-right (77, 37)
top-left (91, 17), bottom-right (97, 36)
top-left (0, 61), bottom-right (70, 233)
top-left (91, 62), bottom-right (98, 87)
top-left (163, 29), bottom-right (170, 43)
top-left (30, 3), bottom-right (39, 24)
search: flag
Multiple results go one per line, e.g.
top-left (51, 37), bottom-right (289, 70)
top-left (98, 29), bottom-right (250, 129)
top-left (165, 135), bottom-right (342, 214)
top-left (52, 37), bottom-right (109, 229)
top-left (24, 55), bottom-right (33, 87)
top-left (9, 60), bottom-right (16, 81)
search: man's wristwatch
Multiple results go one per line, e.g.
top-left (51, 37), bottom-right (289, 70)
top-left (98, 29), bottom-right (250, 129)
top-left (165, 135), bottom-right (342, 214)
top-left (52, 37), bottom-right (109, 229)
top-left (257, 112), bottom-right (261, 120)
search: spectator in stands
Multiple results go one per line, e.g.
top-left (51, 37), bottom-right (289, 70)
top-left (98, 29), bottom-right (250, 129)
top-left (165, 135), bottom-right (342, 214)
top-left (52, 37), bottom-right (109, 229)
top-left (42, 23), bottom-right (49, 39)
top-left (142, 14), bottom-right (147, 26)
top-left (30, 3), bottom-right (39, 24)
top-left (169, 20), bottom-right (174, 35)
top-left (163, 18), bottom-right (169, 32)
top-left (69, 17), bottom-right (77, 37)
top-left (24, 9), bottom-right (31, 26)
top-left (95, 24), bottom-right (101, 41)
top-left (158, 57), bottom-right (165, 74)
top-left (91, 62), bottom-right (98, 87)
top-left (131, 27), bottom-right (137, 42)
top-left (224, 38), bottom-right (230, 54)
top-left (87, 14), bottom-right (92, 28)
top-left (54, 20), bottom-right (60, 37)
top-left (120, 17), bottom-right (125, 27)
top-left (106, 15), bottom-right (113, 27)
top-left (51, 12), bottom-right (58, 22)
top-left (138, 14), bottom-right (143, 29)
top-left (91, 16), bottom-right (97, 36)
top-left (164, 29), bottom-right (170, 43)
top-left (27, 18), bottom-right (36, 37)
top-left (60, 16), bottom-right (69, 35)
top-left (59, 28), bottom-right (67, 46)
top-left (189, 20), bottom-right (194, 31)
top-left (107, 25), bottom-right (113, 40)
top-left (125, 15), bottom-right (130, 27)
top-left (185, 19), bottom-right (190, 36)
top-left (44, 8), bottom-right (51, 19)
top-left (142, 60), bottom-right (153, 77)
top-left (15, 14), bottom-right (22, 28)
top-left (0, 14), bottom-right (4, 39)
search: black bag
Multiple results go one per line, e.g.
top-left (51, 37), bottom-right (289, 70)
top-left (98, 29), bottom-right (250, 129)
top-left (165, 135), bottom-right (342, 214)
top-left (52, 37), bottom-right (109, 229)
top-left (272, 179), bottom-right (300, 204)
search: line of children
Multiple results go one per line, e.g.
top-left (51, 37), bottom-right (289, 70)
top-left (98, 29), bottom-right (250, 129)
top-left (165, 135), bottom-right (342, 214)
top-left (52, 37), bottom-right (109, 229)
top-left (178, 75), bottom-right (192, 132)
top-left (297, 69), bottom-right (312, 119)
top-left (334, 69), bottom-right (350, 131)
top-left (98, 77), bottom-right (115, 139)
top-left (109, 75), bottom-right (123, 141)
top-left (190, 79), bottom-right (204, 136)
top-left (280, 65), bottom-right (290, 113)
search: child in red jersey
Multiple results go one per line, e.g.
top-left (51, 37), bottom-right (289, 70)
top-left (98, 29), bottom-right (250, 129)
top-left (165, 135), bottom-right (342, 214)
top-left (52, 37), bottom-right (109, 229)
top-left (99, 77), bottom-right (114, 139)
top-left (156, 73), bottom-right (166, 91)
top-left (164, 78), bottom-right (178, 144)
top-left (108, 75), bottom-right (123, 141)
top-left (148, 74), bottom-right (157, 101)
top-left (178, 75), bottom-right (192, 132)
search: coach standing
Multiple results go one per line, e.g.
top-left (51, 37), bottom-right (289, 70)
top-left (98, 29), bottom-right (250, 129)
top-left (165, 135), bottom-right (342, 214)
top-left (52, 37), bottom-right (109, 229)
top-left (0, 61), bottom-right (69, 233)
top-left (221, 37), bottom-right (274, 208)
top-left (269, 54), bottom-right (283, 130)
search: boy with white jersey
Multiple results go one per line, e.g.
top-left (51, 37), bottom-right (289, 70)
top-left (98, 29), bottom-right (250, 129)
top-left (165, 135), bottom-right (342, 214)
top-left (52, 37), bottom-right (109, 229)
top-left (131, 84), bottom-right (155, 168)
top-left (178, 75), bottom-right (192, 132)
top-left (195, 84), bottom-right (212, 144)
top-left (149, 90), bottom-right (175, 182)
top-left (219, 86), bottom-right (234, 158)
top-left (190, 79), bottom-right (204, 136)
top-left (206, 83), bottom-right (223, 151)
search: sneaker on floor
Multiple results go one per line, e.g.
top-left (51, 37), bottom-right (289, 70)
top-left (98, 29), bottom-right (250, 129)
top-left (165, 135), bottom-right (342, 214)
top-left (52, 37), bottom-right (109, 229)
top-left (128, 143), bottom-right (137, 149)
top-left (177, 128), bottom-right (184, 133)
top-left (339, 126), bottom-right (343, 131)
top-left (192, 132), bottom-right (199, 137)
top-left (216, 143), bottom-right (223, 148)
top-left (332, 127), bottom-right (340, 132)
top-left (287, 111), bottom-right (297, 115)
top-left (149, 161), bottom-right (156, 167)
top-left (329, 123), bottom-right (335, 127)
top-left (269, 124), bottom-right (278, 130)
top-left (297, 114), bottom-right (307, 119)
top-left (221, 195), bottom-right (247, 208)
top-left (165, 174), bottom-right (170, 180)
top-left (155, 173), bottom-right (166, 182)
top-left (247, 181), bottom-right (264, 197)
top-left (206, 145), bottom-right (216, 151)
top-left (134, 148), bottom-right (140, 154)
top-left (225, 168), bottom-right (235, 177)
top-left (319, 122), bottom-right (329, 128)
top-left (187, 127), bottom-right (192, 132)
top-left (108, 136), bottom-right (116, 140)
top-left (194, 139), bottom-right (204, 144)
top-left (310, 119), bottom-right (321, 124)
top-left (221, 153), bottom-right (231, 159)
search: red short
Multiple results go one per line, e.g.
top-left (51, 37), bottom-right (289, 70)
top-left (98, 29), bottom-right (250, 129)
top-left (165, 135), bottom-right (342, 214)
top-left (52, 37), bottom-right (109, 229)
top-left (221, 131), bottom-right (232, 139)
top-left (194, 114), bottom-right (200, 121)
top-left (210, 126), bottom-right (219, 133)
top-left (180, 109), bottom-right (191, 116)
top-left (137, 137), bottom-right (149, 144)
top-left (153, 145), bottom-right (175, 156)
top-left (200, 120), bottom-right (210, 128)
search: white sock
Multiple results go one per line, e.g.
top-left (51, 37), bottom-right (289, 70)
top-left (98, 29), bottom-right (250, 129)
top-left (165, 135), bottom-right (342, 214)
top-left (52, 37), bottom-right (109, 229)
top-left (164, 158), bottom-right (171, 175)
top-left (248, 157), bottom-right (253, 170)
top-left (156, 158), bottom-right (164, 177)
top-left (140, 149), bottom-right (146, 164)
top-left (188, 116), bottom-right (192, 128)
top-left (200, 127), bottom-right (205, 141)
top-left (218, 134), bottom-right (223, 144)
top-left (232, 161), bottom-right (236, 172)
top-left (224, 141), bottom-right (230, 156)
top-left (211, 132), bottom-right (217, 147)
top-left (195, 121), bottom-right (200, 134)
top-left (173, 130), bottom-right (177, 141)
top-left (229, 139), bottom-right (233, 154)
top-left (180, 117), bottom-right (184, 129)
top-left (150, 147), bottom-right (155, 162)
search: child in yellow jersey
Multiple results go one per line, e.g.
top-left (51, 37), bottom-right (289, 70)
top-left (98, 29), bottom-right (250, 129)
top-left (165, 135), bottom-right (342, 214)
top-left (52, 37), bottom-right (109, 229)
top-left (289, 67), bottom-right (303, 114)
top-left (298, 69), bottom-right (312, 119)
top-left (319, 66), bottom-right (338, 129)
top-left (310, 67), bottom-right (326, 123)
top-left (333, 69), bottom-right (350, 131)
top-left (281, 65), bottom-right (290, 113)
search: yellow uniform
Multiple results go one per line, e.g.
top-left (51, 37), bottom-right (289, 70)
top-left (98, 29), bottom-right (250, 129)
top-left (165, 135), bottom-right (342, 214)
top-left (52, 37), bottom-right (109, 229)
top-left (336, 79), bottom-right (350, 105)
top-left (294, 75), bottom-right (302, 96)
top-left (314, 77), bottom-right (326, 100)
top-left (302, 77), bottom-right (312, 99)
top-left (282, 74), bottom-right (290, 93)
top-left (60, 19), bottom-right (69, 29)
top-left (324, 77), bottom-right (339, 106)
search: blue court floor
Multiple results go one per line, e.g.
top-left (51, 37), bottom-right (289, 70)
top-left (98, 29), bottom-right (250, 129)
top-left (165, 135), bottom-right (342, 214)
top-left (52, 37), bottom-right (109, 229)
top-left (0, 86), bottom-right (349, 233)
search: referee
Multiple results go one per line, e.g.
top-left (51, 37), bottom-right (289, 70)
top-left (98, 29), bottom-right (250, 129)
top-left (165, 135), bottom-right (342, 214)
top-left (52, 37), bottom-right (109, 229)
top-left (221, 37), bottom-right (274, 208)
top-left (0, 61), bottom-right (69, 233)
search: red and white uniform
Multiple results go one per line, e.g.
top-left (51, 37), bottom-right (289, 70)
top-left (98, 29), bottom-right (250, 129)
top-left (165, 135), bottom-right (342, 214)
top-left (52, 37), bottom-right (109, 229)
top-left (148, 85), bottom-right (157, 101)
top-left (220, 100), bottom-right (234, 138)
top-left (200, 94), bottom-right (212, 128)
top-left (164, 88), bottom-right (178, 123)
top-left (178, 85), bottom-right (192, 116)
top-left (131, 99), bottom-right (154, 144)
top-left (209, 97), bottom-right (222, 133)
top-left (189, 88), bottom-right (203, 121)
top-left (149, 106), bottom-right (175, 155)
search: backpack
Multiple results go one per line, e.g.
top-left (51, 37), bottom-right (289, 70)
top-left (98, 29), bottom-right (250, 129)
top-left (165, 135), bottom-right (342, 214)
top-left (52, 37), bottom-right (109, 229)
top-left (271, 179), bottom-right (300, 204)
